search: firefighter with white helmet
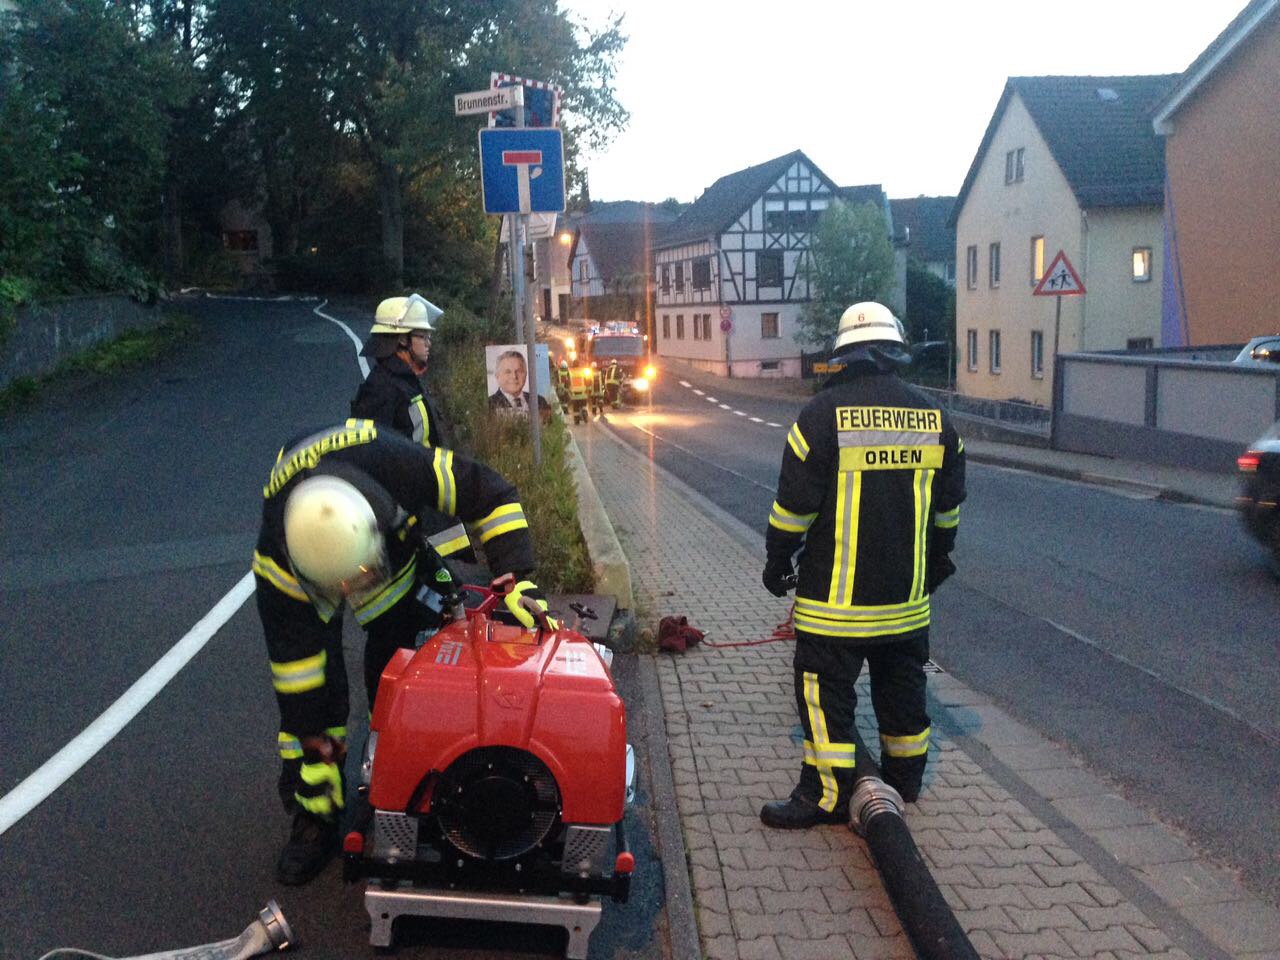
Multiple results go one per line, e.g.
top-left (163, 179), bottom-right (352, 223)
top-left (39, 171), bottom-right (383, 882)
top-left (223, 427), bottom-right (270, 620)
top-left (352, 294), bottom-right (445, 447)
top-left (253, 423), bottom-right (552, 884)
top-left (760, 301), bottom-right (966, 828)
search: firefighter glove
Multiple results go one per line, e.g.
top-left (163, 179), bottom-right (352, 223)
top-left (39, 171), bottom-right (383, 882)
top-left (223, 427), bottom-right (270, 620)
top-left (762, 556), bottom-right (796, 597)
top-left (504, 580), bottom-right (560, 630)
top-left (926, 552), bottom-right (957, 593)
top-left (295, 735), bottom-right (347, 819)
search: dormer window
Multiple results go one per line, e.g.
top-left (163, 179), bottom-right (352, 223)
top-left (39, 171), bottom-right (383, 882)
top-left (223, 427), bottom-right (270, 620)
top-left (1004, 148), bottom-right (1025, 184)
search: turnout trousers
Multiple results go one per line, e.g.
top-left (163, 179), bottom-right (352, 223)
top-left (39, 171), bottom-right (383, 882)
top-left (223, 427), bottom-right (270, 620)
top-left (270, 592), bottom-right (438, 813)
top-left (791, 631), bottom-right (932, 811)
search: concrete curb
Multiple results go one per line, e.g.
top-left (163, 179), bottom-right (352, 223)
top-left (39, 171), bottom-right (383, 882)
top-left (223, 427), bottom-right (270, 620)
top-left (565, 431), bottom-right (635, 610)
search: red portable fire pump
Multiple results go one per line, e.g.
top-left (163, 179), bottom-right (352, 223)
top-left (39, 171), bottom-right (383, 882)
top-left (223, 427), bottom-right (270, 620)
top-left (342, 576), bottom-right (634, 958)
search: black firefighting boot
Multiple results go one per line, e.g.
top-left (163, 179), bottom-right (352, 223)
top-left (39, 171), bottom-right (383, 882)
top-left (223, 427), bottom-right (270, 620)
top-left (759, 793), bottom-right (848, 830)
top-left (276, 809), bottom-right (340, 886)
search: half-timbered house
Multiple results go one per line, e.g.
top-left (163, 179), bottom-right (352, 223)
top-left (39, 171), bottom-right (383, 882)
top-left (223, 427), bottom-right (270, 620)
top-left (652, 150), bottom-right (888, 378)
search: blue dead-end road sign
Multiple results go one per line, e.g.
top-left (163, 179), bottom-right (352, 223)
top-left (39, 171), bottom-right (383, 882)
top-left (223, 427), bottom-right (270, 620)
top-left (479, 128), bottom-right (565, 215)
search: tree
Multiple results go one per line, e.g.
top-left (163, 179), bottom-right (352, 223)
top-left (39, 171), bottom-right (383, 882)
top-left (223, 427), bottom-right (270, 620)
top-left (0, 0), bottom-right (184, 291)
top-left (904, 259), bottom-right (956, 347)
top-left (317, 0), bottom-right (628, 289)
top-left (798, 199), bottom-right (895, 346)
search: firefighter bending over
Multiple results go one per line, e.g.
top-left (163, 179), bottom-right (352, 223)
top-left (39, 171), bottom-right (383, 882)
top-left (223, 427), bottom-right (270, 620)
top-left (760, 302), bottom-right (965, 828)
top-left (253, 423), bottom-right (553, 883)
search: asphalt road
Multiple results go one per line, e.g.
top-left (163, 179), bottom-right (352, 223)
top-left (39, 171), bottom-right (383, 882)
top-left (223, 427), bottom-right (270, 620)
top-left (602, 364), bottom-right (1280, 908)
top-left (0, 298), bottom-right (667, 960)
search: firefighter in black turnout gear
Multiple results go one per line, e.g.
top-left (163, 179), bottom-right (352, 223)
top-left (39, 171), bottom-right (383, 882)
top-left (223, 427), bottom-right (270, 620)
top-left (252, 422), bottom-right (552, 883)
top-left (351, 294), bottom-right (446, 448)
top-left (350, 294), bottom-right (473, 563)
top-left (760, 302), bottom-right (965, 829)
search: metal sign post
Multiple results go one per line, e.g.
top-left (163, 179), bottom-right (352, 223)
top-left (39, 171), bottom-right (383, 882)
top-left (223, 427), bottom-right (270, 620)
top-left (476, 85), bottom-right (566, 467)
top-left (1032, 250), bottom-right (1086, 389)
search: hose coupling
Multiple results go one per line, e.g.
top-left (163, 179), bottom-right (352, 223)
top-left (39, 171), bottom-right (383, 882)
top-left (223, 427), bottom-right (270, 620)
top-left (849, 776), bottom-right (904, 836)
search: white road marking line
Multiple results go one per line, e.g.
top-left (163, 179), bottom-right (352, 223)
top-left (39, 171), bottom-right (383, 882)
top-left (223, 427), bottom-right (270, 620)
top-left (734, 410), bottom-right (747, 416)
top-left (705, 396), bottom-right (717, 402)
top-left (767, 422), bottom-right (783, 428)
top-left (749, 417), bottom-right (764, 423)
top-left (0, 573), bottom-right (257, 836)
top-left (692, 389), bottom-right (704, 395)
top-left (679, 381), bottom-right (692, 388)
top-left (718, 404), bottom-right (732, 410)
top-left (314, 300), bottom-right (369, 379)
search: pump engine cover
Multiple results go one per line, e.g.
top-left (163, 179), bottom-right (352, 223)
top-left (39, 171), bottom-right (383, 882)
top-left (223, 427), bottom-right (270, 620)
top-left (366, 611), bottom-right (627, 856)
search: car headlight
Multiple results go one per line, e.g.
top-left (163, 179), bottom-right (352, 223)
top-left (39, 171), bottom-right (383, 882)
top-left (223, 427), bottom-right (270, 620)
top-left (632, 378), bottom-right (649, 391)
top-left (643, 365), bottom-right (657, 379)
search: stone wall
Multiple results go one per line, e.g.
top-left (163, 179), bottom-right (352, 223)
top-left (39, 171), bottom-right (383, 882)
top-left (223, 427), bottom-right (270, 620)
top-left (1, 295), bottom-right (161, 389)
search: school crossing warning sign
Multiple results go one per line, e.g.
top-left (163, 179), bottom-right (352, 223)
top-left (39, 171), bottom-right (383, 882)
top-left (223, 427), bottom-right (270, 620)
top-left (1033, 250), bottom-right (1086, 296)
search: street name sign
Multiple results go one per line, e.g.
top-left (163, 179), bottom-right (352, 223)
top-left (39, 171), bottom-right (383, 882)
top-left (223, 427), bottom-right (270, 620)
top-left (488, 72), bottom-right (562, 128)
top-left (455, 85), bottom-right (523, 117)
top-left (1033, 250), bottom-right (1086, 296)
top-left (478, 128), bottom-right (565, 214)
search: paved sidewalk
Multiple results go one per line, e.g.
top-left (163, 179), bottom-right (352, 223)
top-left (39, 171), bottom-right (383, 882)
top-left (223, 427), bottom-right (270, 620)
top-left (571, 421), bottom-right (1279, 960)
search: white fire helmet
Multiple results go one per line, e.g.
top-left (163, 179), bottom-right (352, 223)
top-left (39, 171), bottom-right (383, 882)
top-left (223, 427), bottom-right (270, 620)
top-left (833, 301), bottom-right (906, 352)
top-left (369, 293), bottom-right (443, 335)
top-left (283, 475), bottom-right (386, 596)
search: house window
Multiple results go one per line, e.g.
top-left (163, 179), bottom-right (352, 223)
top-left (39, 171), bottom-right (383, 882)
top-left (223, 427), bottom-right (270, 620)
top-left (765, 202), bottom-right (785, 233)
top-left (967, 329), bottom-right (978, 371)
top-left (1132, 247), bottom-right (1152, 282)
top-left (578, 259), bottom-right (588, 284)
top-left (660, 265), bottom-right (670, 294)
top-left (1004, 147), bottom-right (1025, 184)
top-left (758, 251), bottom-right (783, 288)
top-left (662, 314), bottom-right (670, 339)
top-left (966, 245), bottom-right (978, 289)
top-left (989, 330), bottom-right (1002, 373)
top-left (701, 314), bottom-right (711, 339)
top-left (692, 258), bottom-right (711, 290)
top-left (676, 314), bottom-right (685, 339)
top-left (761, 312), bottom-right (780, 339)
top-left (675, 263), bottom-right (685, 294)
top-left (1031, 330), bottom-right (1044, 378)
top-left (1030, 235), bottom-right (1045, 285)
top-left (1127, 337), bottom-right (1154, 350)
top-left (989, 242), bottom-right (1001, 288)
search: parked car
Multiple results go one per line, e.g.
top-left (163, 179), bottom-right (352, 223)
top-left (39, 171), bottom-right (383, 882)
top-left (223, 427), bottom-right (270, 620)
top-left (1232, 335), bottom-right (1280, 365)
top-left (1237, 419), bottom-right (1280, 578)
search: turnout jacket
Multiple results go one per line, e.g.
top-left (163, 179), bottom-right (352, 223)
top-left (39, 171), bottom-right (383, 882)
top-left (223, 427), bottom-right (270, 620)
top-left (253, 421), bottom-right (534, 736)
top-left (350, 354), bottom-right (444, 448)
top-left (767, 366), bottom-right (965, 642)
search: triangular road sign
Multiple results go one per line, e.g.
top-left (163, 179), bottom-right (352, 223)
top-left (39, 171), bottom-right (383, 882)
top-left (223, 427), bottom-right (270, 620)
top-left (1033, 250), bottom-right (1086, 296)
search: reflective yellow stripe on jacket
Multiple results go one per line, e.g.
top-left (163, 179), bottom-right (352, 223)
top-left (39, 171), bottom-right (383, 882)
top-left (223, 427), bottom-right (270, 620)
top-left (787, 423), bottom-right (810, 462)
top-left (252, 551), bottom-right (308, 603)
top-left (351, 556), bottom-right (417, 625)
top-left (768, 501), bottom-right (817, 534)
top-left (432, 448), bottom-right (456, 514)
top-left (409, 395), bottom-right (430, 447)
top-left (473, 502), bottom-right (528, 544)
top-left (794, 595), bottom-right (930, 639)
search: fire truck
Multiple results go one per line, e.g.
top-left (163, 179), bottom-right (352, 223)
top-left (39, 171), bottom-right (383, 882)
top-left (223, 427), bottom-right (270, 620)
top-left (580, 323), bottom-right (656, 404)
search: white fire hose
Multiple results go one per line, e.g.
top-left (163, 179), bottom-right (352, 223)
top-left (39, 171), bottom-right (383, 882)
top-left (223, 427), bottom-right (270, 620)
top-left (36, 901), bottom-right (293, 960)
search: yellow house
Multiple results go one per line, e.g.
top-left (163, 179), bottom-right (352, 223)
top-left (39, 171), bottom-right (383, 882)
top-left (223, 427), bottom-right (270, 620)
top-left (949, 76), bottom-right (1175, 406)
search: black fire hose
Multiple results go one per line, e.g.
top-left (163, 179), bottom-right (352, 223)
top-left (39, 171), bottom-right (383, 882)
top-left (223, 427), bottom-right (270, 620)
top-left (849, 732), bottom-right (979, 960)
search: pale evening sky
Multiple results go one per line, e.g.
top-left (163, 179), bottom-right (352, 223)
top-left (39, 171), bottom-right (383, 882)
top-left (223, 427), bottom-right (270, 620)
top-left (560, 0), bottom-right (1242, 204)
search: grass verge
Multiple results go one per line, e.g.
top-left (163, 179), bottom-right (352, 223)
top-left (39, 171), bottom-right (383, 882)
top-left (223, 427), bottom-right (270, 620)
top-left (0, 312), bottom-right (194, 413)
top-left (432, 313), bottom-right (593, 595)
